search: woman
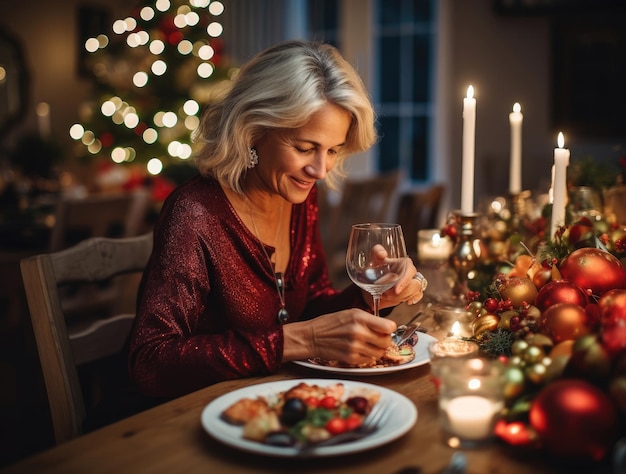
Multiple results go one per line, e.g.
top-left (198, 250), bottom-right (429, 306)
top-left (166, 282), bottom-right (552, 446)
top-left (128, 40), bottom-right (425, 399)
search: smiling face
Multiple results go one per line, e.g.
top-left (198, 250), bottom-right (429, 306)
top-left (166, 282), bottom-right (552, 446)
top-left (250, 102), bottom-right (352, 204)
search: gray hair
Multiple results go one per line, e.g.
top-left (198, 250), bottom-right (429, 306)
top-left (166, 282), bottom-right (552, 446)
top-left (193, 40), bottom-right (377, 193)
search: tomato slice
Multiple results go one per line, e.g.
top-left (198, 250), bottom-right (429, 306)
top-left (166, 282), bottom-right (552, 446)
top-left (344, 412), bottom-right (362, 431)
top-left (319, 396), bottom-right (337, 409)
top-left (325, 417), bottom-right (347, 435)
top-left (304, 396), bottom-right (319, 408)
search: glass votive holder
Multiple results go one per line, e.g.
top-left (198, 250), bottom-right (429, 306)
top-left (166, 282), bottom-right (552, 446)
top-left (433, 306), bottom-right (474, 338)
top-left (437, 357), bottom-right (505, 449)
top-left (417, 229), bottom-right (453, 264)
top-left (428, 338), bottom-right (480, 382)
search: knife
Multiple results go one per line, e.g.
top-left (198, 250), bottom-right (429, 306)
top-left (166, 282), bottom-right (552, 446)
top-left (394, 324), bottom-right (419, 346)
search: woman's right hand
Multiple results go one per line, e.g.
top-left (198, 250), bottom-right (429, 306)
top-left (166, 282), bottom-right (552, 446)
top-left (282, 309), bottom-right (397, 365)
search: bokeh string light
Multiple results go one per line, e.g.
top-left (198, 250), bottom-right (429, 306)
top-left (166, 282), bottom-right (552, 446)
top-left (70, 0), bottom-right (232, 179)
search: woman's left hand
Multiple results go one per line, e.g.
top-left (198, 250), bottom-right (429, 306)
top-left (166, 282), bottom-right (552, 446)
top-left (361, 244), bottom-right (427, 309)
top-left (380, 258), bottom-right (426, 307)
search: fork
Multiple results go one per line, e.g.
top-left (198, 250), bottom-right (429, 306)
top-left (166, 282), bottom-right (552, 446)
top-left (298, 399), bottom-right (394, 455)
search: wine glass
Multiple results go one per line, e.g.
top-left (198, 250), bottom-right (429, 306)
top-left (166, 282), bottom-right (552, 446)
top-left (345, 223), bottom-right (408, 317)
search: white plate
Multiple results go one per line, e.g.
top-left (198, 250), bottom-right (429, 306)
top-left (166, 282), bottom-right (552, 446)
top-left (201, 378), bottom-right (417, 458)
top-left (292, 332), bottom-right (437, 375)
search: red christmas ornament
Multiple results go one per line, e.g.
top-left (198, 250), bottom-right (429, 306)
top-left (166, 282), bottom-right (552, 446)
top-left (494, 419), bottom-right (536, 447)
top-left (598, 289), bottom-right (626, 328)
top-left (598, 289), bottom-right (626, 356)
top-left (564, 333), bottom-right (612, 383)
top-left (532, 267), bottom-right (552, 290)
top-left (529, 379), bottom-right (617, 462)
top-left (601, 322), bottom-right (626, 357)
top-left (538, 303), bottom-right (593, 343)
top-left (567, 219), bottom-right (593, 245)
top-left (584, 302), bottom-right (601, 333)
top-left (559, 247), bottom-right (626, 297)
top-left (535, 279), bottom-right (588, 312)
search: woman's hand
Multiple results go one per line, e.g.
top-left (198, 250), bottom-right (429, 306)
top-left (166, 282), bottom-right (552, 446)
top-left (282, 309), bottom-right (396, 365)
top-left (362, 244), bottom-right (426, 309)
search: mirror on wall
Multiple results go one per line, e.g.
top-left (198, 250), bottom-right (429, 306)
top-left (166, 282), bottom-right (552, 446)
top-left (0, 28), bottom-right (28, 139)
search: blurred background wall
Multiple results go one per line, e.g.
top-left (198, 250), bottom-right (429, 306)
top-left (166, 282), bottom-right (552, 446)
top-left (1, 0), bottom-right (623, 218)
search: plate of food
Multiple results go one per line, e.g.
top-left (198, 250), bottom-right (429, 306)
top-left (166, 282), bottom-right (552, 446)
top-left (201, 378), bottom-right (417, 458)
top-left (292, 332), bottom-right (437, 375)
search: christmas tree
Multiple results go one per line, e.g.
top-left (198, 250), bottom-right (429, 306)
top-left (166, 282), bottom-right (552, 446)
top-left (70, 0), bottom-right (233, 189)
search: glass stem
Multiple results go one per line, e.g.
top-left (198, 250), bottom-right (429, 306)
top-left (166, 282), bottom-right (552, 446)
top-left (372, 295), bottom-right (381, 317)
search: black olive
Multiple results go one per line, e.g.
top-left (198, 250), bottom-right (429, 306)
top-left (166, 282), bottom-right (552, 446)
top-left (280, 397), bottom-right (307, 426)
top-left (265, 430), bottom-right (298, 447)
top-left (346, 396), bottom-right (369, 414)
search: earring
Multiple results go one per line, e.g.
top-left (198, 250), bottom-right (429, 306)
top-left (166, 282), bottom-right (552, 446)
top-left (248, 147), bottom-right (258, 168)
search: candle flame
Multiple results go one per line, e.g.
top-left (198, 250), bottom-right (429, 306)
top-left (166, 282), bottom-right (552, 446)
top-left (466, 85), bottom-right (474, 99)
top-left (557, 132), bottom-right (565, 149)
top-left (451, 321), bottom-right (461, 336)
top-left (513, 102), bottom-right (521, 113)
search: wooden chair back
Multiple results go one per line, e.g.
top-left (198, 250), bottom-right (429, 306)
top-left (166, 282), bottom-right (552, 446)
top-left (20, 233), bottom-right (153, 444)
top-left (49, 189), bottom-right (151, 251)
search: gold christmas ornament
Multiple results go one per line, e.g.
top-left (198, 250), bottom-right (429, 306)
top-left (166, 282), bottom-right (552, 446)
top-left (498, 276), bottom-right (538, 308)
top-left (471, 314), bottom-right (500, 337)
top-left (525, 362), bottom-right (548, 385)
top-left (503, 365), bottom-right (526, 401)
top-left (511, 339), bottom-right (530, 356)
top-left (523, 345), bottom-right (545, 364)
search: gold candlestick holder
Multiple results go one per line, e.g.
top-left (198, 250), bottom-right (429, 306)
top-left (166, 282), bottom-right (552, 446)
top-left (448, 211), bottom-right (480, 299)
top-left (509, 189), bottom-right (531, 231)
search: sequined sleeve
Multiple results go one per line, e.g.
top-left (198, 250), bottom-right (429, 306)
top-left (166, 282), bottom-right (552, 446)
top-left (128, 176), bottom-right (367, 399)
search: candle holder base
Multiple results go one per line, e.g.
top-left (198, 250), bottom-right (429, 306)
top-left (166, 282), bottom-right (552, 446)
top-left (509, 190), bottom-right (532, 231)
top-left (443, 431), bottom-right (497, 450)
top-left (448, 211), bottom-right (480, 299)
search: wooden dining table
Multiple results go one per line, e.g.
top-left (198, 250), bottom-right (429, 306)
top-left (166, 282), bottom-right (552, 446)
top-left (5, 297), bottom-right (611, 474)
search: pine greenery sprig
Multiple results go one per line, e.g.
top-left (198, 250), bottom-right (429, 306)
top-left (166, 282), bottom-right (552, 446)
top-left (474, 328), bottom-right (516, 357)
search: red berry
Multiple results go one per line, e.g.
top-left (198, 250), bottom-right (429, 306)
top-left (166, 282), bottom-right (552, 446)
top-left (510, 316), bottom-right (522, 331)
top-left (484, 298), bottom-right (499, 313)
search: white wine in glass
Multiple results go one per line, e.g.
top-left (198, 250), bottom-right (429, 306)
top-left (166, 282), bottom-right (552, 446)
top-left (345, 223), bottom-right (408, 317)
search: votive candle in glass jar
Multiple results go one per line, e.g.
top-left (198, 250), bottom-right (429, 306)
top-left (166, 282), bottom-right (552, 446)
top-left (437, 357), bottom-right (505, 448)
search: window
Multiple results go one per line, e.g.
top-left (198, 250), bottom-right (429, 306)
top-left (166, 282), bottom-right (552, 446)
top-left (306, 0), bottom-right (437, 182)
top-left (375, 0), bottom-right (434, 181)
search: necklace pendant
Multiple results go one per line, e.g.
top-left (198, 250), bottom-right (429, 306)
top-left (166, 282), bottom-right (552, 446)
top-left (277, 308), bottom-right (289, 324)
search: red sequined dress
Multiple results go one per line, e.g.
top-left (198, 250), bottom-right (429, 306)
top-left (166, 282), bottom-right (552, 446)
top-left (129, 175), bottom-right (368, 398)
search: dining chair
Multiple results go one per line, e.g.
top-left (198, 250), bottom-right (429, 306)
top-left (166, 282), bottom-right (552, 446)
top-left (396, 184), bottom-right (446, 259)
top-left (48, 188), bottom-right (151, 251)
top-left (321, 171), bottom-right (402, 287)
top-left (47, 188), bottom-right (152, 326)
top-left (20, 232), bottom-right (153, 444)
